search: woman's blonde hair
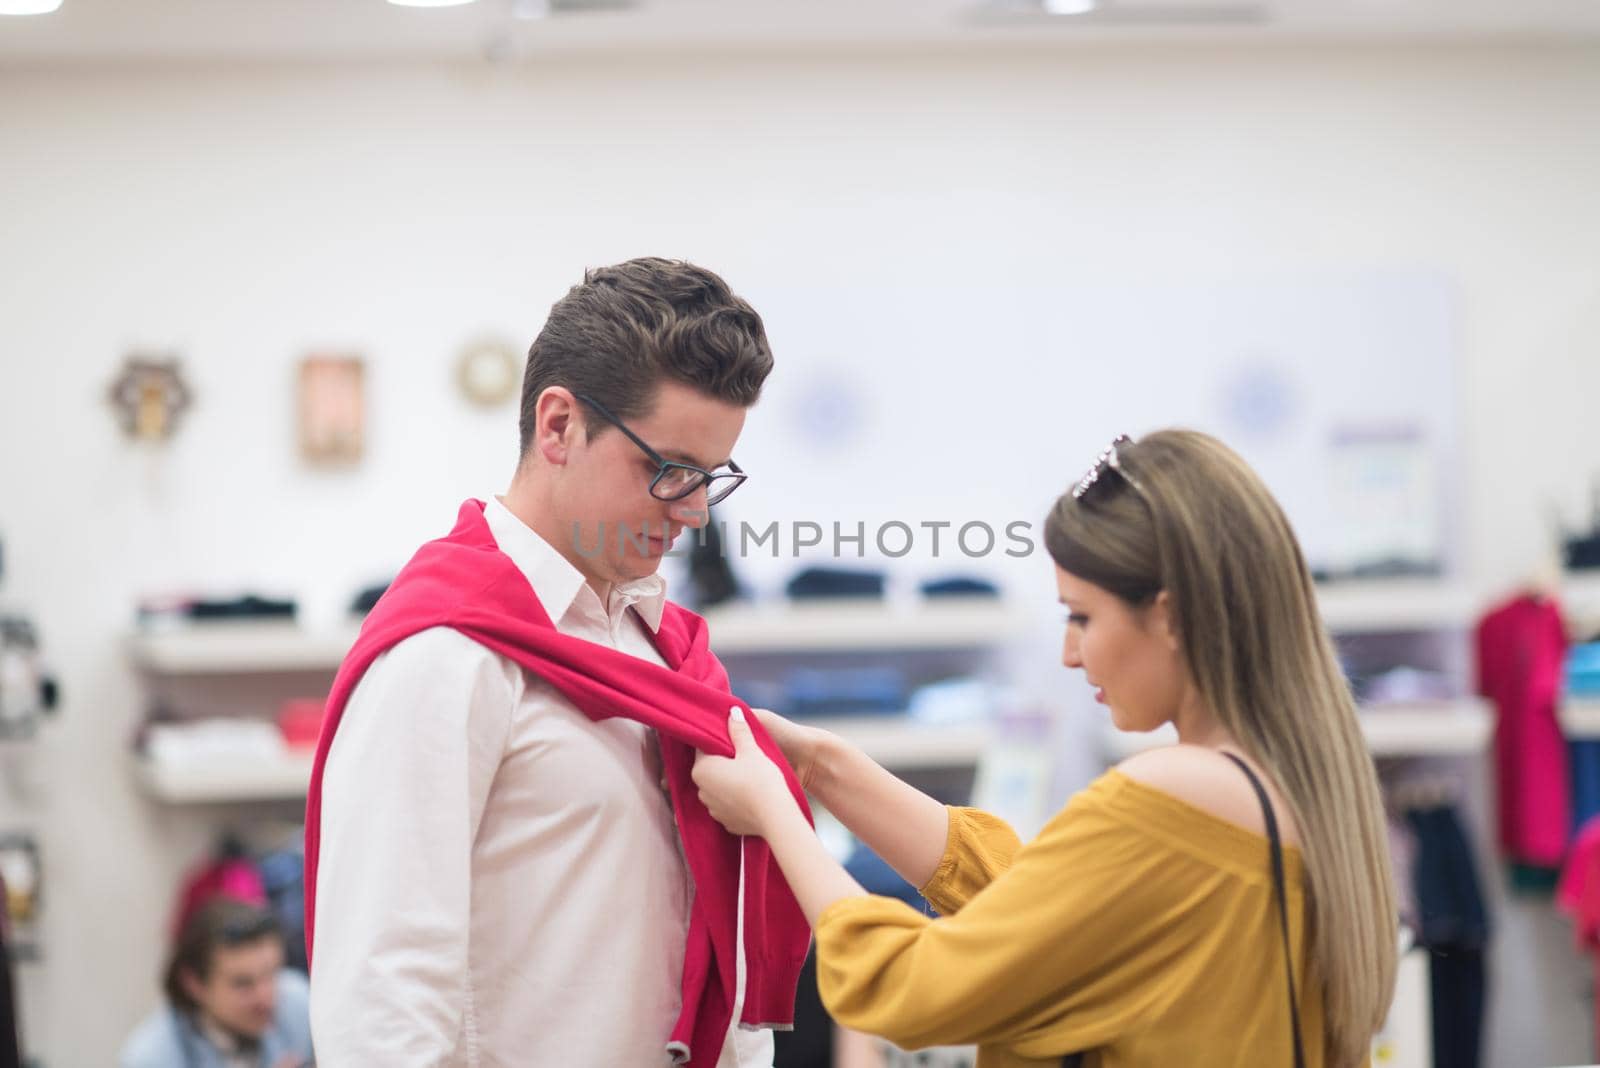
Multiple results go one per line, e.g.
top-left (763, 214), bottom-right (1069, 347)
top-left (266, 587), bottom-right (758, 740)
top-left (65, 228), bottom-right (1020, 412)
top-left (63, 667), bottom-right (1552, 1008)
top-left (1045, 428), bottom-right (1396, 1068)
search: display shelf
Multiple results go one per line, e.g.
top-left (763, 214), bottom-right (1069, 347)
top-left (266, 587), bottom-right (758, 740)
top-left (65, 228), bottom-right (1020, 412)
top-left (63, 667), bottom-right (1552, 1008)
top-left (807, 716), bottom-right (992, 769)
top-left (1560, 697), bottom-right (1600, 740)
top-left (133, 717), bottom-right (989, 803)
top-left (125, 599), bottom-right (1031, 674)
top-left (702, 598), bottom-right (1030, 654)
top-left (1313, 581), bottom-right (1480, 634)
top-left (134, 750), bottom-right (316, 803)
top-left (1100, 698), bottom-right (1493, 761)
top-left (127, 621), bottom-right (358, 674)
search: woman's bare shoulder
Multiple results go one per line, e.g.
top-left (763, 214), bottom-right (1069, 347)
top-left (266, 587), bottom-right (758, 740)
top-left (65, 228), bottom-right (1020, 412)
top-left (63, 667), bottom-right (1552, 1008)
top-left (1116, 745), bottom-right (1302, 848)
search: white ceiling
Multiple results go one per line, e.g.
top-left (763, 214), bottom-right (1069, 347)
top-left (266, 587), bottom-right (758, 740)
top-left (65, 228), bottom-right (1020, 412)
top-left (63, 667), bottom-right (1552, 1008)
top-left (0, 0), bottom-right (1596, 64)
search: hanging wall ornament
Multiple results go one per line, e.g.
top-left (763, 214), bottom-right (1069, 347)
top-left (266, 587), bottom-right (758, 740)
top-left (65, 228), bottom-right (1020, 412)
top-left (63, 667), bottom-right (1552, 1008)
top-left (107, 355), bottom-right (193, 442)
top-left (0, 833), bottom-right (41, 957)
top-left (298, 354), bottom-right (366, 467)
top-left (456, 338), bottom-right (522, 409)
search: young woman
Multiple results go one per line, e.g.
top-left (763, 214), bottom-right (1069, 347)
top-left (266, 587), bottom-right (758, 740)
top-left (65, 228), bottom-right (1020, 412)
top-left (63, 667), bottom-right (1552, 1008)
top-left (692, 429), bottom-right (1397, 1068)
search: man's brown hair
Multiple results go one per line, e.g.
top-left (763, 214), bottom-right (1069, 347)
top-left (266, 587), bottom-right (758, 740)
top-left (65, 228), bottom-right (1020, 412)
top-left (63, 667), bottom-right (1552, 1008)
top-left (519, 257), bottom-right (774, 456)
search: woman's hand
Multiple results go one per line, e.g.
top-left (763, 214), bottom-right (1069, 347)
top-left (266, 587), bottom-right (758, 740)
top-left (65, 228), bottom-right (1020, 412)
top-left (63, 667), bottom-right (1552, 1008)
top-left (693, 707), bottom-right (800, 837)
top-left (748, 706), bottom-right (832, 795)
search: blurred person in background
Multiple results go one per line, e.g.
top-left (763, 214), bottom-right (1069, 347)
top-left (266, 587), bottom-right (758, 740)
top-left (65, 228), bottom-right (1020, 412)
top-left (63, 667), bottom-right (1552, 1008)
top-left (119, 898), bottom-right (311, 1068)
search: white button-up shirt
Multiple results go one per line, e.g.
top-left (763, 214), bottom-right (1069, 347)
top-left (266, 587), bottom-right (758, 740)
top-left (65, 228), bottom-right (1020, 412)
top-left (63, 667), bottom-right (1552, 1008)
top-left (311, 496), bottom-right (772, 1068)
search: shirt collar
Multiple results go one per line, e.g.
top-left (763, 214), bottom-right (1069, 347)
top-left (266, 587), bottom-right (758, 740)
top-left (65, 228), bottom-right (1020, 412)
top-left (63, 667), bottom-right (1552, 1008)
top-left (484, 496), bottom-right (667, 634)
top-left (194, 1013), bottom-right (257, 1059)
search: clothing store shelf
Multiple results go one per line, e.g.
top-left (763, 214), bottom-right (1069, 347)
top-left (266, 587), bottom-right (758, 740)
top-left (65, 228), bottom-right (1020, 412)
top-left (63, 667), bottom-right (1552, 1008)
top-left (1560, 697), bottom-right (1600, 740)
top-left (807, 717), bottom-right (992, 769)
top-left (1358, 700), bottom-right (1493, 755)
top-left (1313, 580), bottom-right (1480, 634)
top-left (1099, 698), bottom-right (1493, 761)
top-left (133, 751), bottom-right (315, 803)
top-left (701, 599), bottom-right (1031, 653)
top-left (125, 599), bottom-right (1028, 673)
top-left (126, 622), bottom-right (359, 674)
top-left (129, 719), bottom-right (983, 803)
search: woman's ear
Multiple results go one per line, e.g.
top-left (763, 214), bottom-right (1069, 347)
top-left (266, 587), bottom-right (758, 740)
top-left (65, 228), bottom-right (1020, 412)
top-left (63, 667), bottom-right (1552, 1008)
top-left (1150, 589), bottom-right (1182, 652)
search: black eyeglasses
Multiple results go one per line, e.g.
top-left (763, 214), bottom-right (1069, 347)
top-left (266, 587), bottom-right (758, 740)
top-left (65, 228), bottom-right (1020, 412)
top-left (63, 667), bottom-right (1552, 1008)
top-left (575, 393), bottom-right (749, 507)
top-left (1072, 434), bottom-right (1146, 501)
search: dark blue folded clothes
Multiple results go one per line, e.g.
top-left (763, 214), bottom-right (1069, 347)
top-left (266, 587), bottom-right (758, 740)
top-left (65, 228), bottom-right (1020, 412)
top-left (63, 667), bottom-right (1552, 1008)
top-left (785, 567), bottom-right (885, 601)
top-left (1574, 741), bottom-right (1600, 833)
top-left (185, 595), bottom-right (296, 621)
top-left (350, 581), bottom-right (393, 615)
top-left (844, 843), bottom-right (926, 910)
top-left (920, 576), bottom-right (1000, 599)
top-left (1566, 536), bottom-right (1600, 571)
top-left (784, 667), bottom-right (908, 719)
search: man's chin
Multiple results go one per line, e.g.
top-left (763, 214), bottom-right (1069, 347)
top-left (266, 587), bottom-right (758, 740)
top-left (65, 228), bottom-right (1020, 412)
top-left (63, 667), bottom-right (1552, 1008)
top-left (216, 1018), bottom-right (273, 1044)
top-left (616, 557), bottom-right (665, 583)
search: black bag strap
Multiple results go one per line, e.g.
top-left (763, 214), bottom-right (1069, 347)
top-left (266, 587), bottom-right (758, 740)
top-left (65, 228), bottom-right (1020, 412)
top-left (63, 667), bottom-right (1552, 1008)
top-left (1222, 751), bottom-right (1307, 1068)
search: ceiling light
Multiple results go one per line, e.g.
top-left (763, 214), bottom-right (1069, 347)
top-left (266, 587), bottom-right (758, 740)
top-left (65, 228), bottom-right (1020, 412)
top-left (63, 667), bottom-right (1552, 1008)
top-left (1041, 0), bottom-right (1098, 13)
top-left (0, 0), bottom-right (65, 14)
top-left (386, 0), bottom-right (479, 8)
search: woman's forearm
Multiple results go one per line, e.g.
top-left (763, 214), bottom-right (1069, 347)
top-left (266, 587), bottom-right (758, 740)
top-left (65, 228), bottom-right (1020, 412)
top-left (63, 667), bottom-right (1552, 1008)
top-left (761, 800), bottom-right (868, 926)
top-left (807, 729), bottom-right (952, 892)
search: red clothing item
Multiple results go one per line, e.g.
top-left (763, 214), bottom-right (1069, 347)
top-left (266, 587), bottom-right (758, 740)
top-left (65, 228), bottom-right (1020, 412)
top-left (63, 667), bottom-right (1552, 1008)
top-left (1477, 594), bottom-right (1570, 868)
top-left (1557, 816), bottom-right (1600, 1052)
top-left (1558, 815), bottom-right (1600, 947)
top-left (304, 500), bottom-right (812, 1066)
top-left (171, 856), bottom-right (267, 941)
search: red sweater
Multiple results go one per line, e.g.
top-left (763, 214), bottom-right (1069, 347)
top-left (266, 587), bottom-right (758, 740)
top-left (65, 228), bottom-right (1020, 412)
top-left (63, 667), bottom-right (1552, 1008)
top-left (304, 500), bottom-right (811, 1065)
top-left (1477, 593), bottom-right (1571, 868)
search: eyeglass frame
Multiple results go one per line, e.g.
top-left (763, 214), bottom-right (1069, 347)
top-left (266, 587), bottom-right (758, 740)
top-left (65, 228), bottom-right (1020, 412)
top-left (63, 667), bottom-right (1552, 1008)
top-left (1072, 434), bottom-right (1147, 500)
top-left (573, 393), bottom-right (748, 507)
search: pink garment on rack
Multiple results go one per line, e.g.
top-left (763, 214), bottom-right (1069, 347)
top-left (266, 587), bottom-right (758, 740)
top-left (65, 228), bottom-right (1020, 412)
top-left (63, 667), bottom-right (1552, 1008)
top-left (1477, 594), bottom-right (1570, 869)
top-left (1557, 816), bottom-right (1600, 1054)
top-left (1558, 816), bottom-right (1600, 947)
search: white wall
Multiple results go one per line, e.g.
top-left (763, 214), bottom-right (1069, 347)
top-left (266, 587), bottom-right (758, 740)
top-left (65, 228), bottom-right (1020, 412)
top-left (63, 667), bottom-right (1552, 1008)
top-left (1, 41), bottom-right (1598, 1065)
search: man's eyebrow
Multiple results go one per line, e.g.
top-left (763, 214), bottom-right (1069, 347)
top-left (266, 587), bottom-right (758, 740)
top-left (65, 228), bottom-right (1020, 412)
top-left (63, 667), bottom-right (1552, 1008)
top-left (661, 448), bottom-right (729, 469)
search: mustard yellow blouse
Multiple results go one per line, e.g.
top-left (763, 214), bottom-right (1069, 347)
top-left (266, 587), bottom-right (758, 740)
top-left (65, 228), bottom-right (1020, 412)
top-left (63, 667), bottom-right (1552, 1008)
top-left (814, 769), bottom-right (1328, 1068)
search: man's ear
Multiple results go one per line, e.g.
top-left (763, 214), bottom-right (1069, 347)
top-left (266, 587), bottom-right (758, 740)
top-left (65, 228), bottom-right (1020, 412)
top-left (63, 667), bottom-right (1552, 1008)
top-left (180, 966), bottom-right (206, 1006)
top-left (1151, 589), bottom-right (1181, 652)
top-left (534, 387), bottom-right (580, 467)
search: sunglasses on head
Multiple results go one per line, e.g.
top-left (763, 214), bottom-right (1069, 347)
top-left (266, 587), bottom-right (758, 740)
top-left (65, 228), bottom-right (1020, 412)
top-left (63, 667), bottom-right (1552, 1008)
top-left (1072, 434), bottom-right (1147, 501)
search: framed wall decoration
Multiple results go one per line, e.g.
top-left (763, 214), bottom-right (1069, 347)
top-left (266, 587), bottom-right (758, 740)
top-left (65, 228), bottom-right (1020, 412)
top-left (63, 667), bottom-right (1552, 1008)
top-left (107, 355), bottom-right (192, 442)
top-left (456, 339), bottom-right (522, 409)
top-left (297, 355), bottom-right (365, 466)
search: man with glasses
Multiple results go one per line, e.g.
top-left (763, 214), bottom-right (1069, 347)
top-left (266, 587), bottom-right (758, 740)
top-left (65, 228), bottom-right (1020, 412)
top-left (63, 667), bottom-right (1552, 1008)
top-left (307, 259), bottom-right (806, 1067)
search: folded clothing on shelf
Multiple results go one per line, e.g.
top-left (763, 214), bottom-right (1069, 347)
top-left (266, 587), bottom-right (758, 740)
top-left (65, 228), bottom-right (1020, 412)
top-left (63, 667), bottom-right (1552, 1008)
top-left (783, 667), bottom-right (908, 719)
top-left (144, 718), bottom-right (289, 764)
top-left (844, 844), bottom-right (925, 910)
top-left (1569, 643), bottom-right (1600, 698)
top-left (785, 567), bottom-right (885, 601)
top-left (277, 699), bottom-right (327, 750)
top-left (1359, 666), bottom-right (1461, 705)
top-left (908, 676), bottom-right (996, 725)
top-left (919, 576), bottom-right (1000, 599)
top-left (138, 593), bottom-right (298, 625)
